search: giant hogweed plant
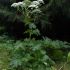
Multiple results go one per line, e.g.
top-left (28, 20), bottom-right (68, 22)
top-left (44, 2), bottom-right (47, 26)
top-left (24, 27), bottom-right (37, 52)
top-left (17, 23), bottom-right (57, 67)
top-left (0, 1), bottom-right (70, 70)
top-left (7, 0), bottom-right (70, 70)
top-left (9, 0), bottom-right (56, 70)
top-left (11, 0), bottom-right (44, 39)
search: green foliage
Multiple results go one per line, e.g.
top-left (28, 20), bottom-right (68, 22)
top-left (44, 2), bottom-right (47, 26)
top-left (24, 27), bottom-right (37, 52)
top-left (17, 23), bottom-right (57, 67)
top-left (67, 52), bottom-right (70, 62)
top-left (9, 38), bottom-right (55, 70)
top-left (0, 36), bottom-right (70, 70)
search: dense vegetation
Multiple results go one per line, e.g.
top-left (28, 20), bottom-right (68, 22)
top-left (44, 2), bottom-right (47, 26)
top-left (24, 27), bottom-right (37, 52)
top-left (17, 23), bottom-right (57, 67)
top-left (0, 36), bottom-right (70, 70)
top-left (0, 0), bottom-right (70, 70)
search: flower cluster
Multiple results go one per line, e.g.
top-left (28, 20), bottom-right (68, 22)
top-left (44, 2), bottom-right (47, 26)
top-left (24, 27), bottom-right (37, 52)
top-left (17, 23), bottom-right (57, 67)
top-left (11, 0), bottom-right (44, 8)
top-left (29, 0), bottom-right (44, 9)
top-left (11, 2), bottom-right (25, 7)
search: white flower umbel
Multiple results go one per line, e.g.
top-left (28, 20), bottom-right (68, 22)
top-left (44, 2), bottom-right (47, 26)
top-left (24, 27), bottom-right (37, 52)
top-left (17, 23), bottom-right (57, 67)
top-left (11, 2), bottom-right (26, 7)
top-left (18, 2), bottom-right (23, 5)
top-left (31, 1), bottom-right (40, 6)
top-left (29, 4), bottom-right (38, 9)
top-left (37, 0), bottom-right (44, 4)
top-left (11, 3), bottom-right (18, 7)
top-left (18, 2), bottom-right (25, 6)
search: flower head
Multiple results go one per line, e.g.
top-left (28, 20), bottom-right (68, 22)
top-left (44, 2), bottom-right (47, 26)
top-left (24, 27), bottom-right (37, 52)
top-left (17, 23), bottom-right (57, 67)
top-left (37, 0), bottom-right (44, 4)
top-left (31, 1), bottom-right (40, 6)
top-left (18, 2), bottom-right (26, 7)
top-left (11, 3), bottom-right (18, 7)
top-left (18, 2), bottom-right (23, 5)
top-left (29, 4), bottom-right (38, 9)
top-left (11, 2), bottom-right (25, 7)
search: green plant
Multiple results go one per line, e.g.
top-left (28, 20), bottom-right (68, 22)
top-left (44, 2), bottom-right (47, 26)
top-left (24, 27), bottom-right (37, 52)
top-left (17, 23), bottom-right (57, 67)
top-left (8, 39), bottom-right (55, 70)
top-left (8, 0), bottom-right (56, 69)
top-left (0, 0), bottom-right (69, 70)
top-left (11, 0), bottom-right (44, 39)
top-left (0, 36), bottom-right (70, 70)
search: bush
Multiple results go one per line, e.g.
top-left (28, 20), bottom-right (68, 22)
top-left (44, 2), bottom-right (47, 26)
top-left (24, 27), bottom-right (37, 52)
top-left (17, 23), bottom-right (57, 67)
top-left (0, 36), bottom-right (70, 70)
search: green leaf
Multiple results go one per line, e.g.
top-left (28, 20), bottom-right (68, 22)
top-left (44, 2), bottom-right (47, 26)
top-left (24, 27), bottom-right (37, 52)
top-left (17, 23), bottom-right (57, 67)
top-left (67, 52), bottom-right (70, 62)
top-left (10, 59), bottom-right (22, 68)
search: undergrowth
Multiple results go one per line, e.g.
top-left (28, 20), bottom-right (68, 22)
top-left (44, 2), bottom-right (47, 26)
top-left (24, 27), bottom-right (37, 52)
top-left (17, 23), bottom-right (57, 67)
top-left (0, 36), bottom-right (70, 70)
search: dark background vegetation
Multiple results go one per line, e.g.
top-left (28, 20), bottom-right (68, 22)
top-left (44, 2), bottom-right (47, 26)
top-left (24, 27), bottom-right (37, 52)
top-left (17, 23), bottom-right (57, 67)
top-left (0, 0), bottom-right (70, 41)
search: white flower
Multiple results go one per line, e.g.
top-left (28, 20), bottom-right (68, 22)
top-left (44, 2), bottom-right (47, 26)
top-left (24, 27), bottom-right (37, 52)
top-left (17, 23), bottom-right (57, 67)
top-left (11, 3), bottom-right (18, 7)
top-left (29, 5), bottom-right (38, 8)
top-left (11, 2), bottom-right (26, 7)
top-left (37, 0), bottom-right (44, 4)
top-left (29, 1), bottom-right (40, 9)
top-left (31, 1), bottom-right (40, 6)
top-left (18, 2), bottom-right (26, 7)
top-left (17, 2), bottom-right (24, 5)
